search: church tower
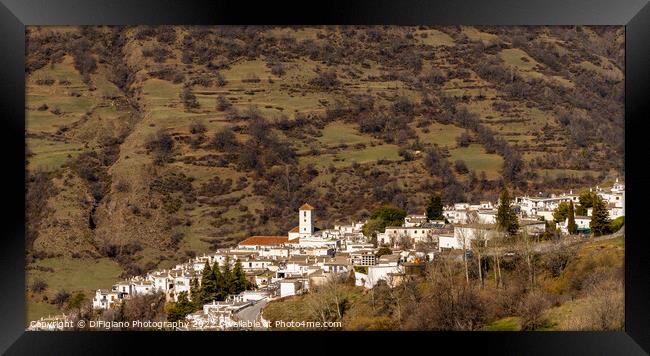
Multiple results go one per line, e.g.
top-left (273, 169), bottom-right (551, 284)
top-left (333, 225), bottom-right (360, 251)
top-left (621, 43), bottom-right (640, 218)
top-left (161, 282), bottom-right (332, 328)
top-left (299, 203), bottom-right (315, 236)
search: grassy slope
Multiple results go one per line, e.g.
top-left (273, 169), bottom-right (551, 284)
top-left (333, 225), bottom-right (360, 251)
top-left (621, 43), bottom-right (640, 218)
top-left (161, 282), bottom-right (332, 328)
top-left (24, 26), bottom-right (624, 321)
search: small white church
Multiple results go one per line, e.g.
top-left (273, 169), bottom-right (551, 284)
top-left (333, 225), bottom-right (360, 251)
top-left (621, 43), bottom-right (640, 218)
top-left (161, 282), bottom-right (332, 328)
top-left (288, 203), bottom-right (339, 249)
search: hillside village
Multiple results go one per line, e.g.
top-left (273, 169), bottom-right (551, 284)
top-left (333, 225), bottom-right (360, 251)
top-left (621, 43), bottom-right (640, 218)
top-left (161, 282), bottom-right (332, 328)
top-left (24, 26), bottom-right (625, 331)
top-left (29, 179), bottom-right (624, 330)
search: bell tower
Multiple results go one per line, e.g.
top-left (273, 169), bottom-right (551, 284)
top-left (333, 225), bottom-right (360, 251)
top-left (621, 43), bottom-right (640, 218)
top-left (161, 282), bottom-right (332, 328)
top-left (299, 203), bottom-right (314, 236)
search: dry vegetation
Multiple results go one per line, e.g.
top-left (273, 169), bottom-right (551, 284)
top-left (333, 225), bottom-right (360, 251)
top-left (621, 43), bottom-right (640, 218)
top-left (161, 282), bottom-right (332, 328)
top-left (25, 26), bottom-right (624, 321)
top-left (263, 234), bottom-right (624, 331)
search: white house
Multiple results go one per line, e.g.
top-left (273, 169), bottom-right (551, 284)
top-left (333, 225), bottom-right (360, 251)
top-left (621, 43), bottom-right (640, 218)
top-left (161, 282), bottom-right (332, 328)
top-left (519, 220), bottom-right (547, 235)
top-left (365, 255), bottom-right (402, 289)
top-left (443, 208), bottom-right (469, 224)
top-left (438, 235), bottom-right (460, 250)
top-left (280, 279), bottom-right (304, 298)
top-left (349, 250), bottom-right (377, 266)
top-left (404, 214), bottom-right (428, 227)
top-left (451, 225), bottom-right (501, 250)
top-left (477, 210), bottom-right (497, 224)
top-left (379, 226), bottom-right (434, 246)
top-left (558, 216), bottom-right (591, 234)
top-left (92, 289), bottom-right (121, 310)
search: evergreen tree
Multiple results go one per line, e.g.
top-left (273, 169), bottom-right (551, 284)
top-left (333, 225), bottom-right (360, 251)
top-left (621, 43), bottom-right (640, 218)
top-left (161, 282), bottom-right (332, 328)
top-left (166, 291), bottom-right (195, 322)
top-left (567, 201), bottom-right (577, 234)
top-left (552, 202), bottom-right (570, 223)
top-left (426, 194), bottom-right (444, 221)
top-left (590, 195), bottom-right (611, 236)
top-left (576, 190), bottom-right (596, 216)
top-left (199, 261), bottom-right (218, 304)
top-left (496, 188), bottom-right (519, 236)
top-left (232, 260), bottom-right (250, 293)
top-left (189, 277), bottom-right (200, 306)
top-left (221, 257), bottom-right (235, 296)
top-left (212, 261), bottom-right (225, 301)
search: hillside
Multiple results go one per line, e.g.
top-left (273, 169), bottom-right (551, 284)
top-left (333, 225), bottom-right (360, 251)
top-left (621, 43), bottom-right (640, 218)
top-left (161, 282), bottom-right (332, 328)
top-left (25, 26), bottom-right (624, 316)
top-left (262, 233), bottom-right (624, 331)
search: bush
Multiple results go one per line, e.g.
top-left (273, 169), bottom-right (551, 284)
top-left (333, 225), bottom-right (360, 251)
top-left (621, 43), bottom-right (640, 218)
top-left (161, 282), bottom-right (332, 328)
top-left (210, 127), bottom-right (237, 151)
top-left (309, 70), bottom-right (339, 89)
top-left (52, 289), bottom-right (71, 307)
top-left (180, 87), bottom-right (199, 111)
top-left (214, 72), bottom-right (227, 87)
top-left (610, 216), bottom-right (624, 232)
top-left (270, 62), bottom-right (285, 76)
top-left (216, 95), bottom-right (232, 111)
top-left (517, 291), bottom-right (550, 330)
top-left (454, 160), bottom-right (469, 174)
top-left (114, 180), bottom-right (131, 193)
top-left (145, 129), bottom-right (174, 164)
top-left (456, 132), bottom-right (471, 147)
top-left (30, 279), bottom-right (48, 293)
top-left (189, 120), bottom-right (207, 134)
top-left (36, 78), bottom-right (56, 86)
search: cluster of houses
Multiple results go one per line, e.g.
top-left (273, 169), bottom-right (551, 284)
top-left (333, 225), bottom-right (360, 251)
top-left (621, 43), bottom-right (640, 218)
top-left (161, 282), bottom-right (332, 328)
top-left (85, 180), bottom-right (624, 329)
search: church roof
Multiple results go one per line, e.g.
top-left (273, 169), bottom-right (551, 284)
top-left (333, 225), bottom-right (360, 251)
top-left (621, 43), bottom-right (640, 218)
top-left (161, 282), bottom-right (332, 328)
top-left (289, 226), bottom-right (300, 233)
top-left (299, 203), bottom-right (314, 210)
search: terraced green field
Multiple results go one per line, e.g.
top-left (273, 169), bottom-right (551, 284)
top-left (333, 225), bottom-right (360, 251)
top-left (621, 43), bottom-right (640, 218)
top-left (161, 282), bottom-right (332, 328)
top-left (449, 144), bottom-right (503, 179)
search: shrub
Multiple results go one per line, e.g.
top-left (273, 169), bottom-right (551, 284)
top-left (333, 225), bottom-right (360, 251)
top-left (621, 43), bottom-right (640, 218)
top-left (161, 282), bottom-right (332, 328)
top-left (610, 216), bottom-right (624, 232)
top-left (210, 127), bottom-right (237, 151)
top-left (180, 87), bottom-right (199, 111)
top-left (309, 70), bottom-right (339, 89)
top-left (214, 72), bottom-right (227, 87)
top-left (189, 120), bottom-right (207, 134)
top-left (216, 95), bottom-right (232, 111)
top-left (145, 129), bottom-right (174, 164)
top-left (52, 289), bottom-right (71, 307)
top-left (454, 160), bottom-right (469, 174)
top-left (30, 279), bottom-right (48, 293)
top-left (270, 62), bottom-right (285, 76)
top-left (114, 180), bottom-right (131, 193)
top-left (456, 132), bottom-right (471, 147)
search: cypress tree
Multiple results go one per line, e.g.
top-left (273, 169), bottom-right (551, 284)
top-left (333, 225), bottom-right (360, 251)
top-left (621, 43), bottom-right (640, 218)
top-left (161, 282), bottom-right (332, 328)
top-left (232, 260), bottom-right (250, 293)
top-left (199, 261), bottom-right (217, 304)
top-left (590, 195), bottom-right (611, 236)
top-left (496, 188), bottom-right (519, 236)
top-left (426, 194), bottom-right (444, 221)
top-left (212, 261), bottom-right (225, 301)
top-left (189, 277), bottom-right (200, 306)
top-left (221, 256), bottom-right (235, 296)
top-left (567, 201), bottom-right (577, 234)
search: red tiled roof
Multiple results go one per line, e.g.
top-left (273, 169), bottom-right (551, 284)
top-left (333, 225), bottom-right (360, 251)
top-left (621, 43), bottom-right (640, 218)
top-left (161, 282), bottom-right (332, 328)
top-left (238, 236), bottom-right (288, 246)
top-left (289, 226), bottom-right (300, 233)
top-left (299, 203), bottom-right (314, 210)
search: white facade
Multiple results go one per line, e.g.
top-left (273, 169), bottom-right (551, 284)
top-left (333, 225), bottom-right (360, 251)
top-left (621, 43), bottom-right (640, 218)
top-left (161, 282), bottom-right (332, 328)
top-left (451, 226), bottom-right (500, 250)
top-left (438, 235), bottom-right (462, 250)
top-left (365, 265), bottom-right (403, 288)
top-left (299, 204), bottom-right (314, 236)
top-left (558, 216), bottom-right (591, 234)
top-left (379, 227), bottom-right (434, 246)
top-left (92, 289), bottom-right (121, 310)
top-left (404, 214), bottom-right (428, 227)
top-left (280, 280), bottom-right (303, 297)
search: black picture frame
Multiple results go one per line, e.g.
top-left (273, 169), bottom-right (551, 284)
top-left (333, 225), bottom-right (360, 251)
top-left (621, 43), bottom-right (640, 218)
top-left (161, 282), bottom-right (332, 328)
top-left (1, 0), bottom-right (649, 354)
